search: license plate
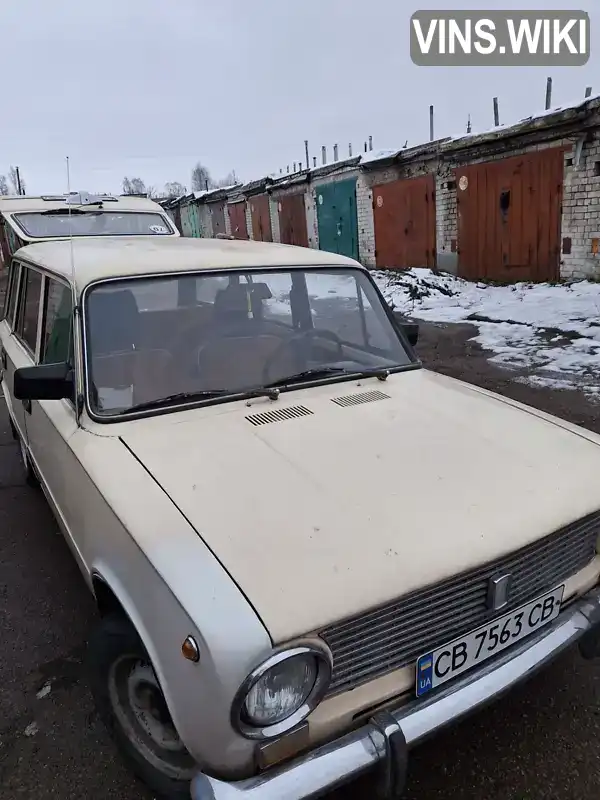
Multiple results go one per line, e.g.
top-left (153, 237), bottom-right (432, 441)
top-left (415, 585), bottom-right (564, 697)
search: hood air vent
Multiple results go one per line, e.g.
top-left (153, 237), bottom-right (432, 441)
top-left (246, 405), bottom-right (313, 426)
top-left (331, 390), bottom-right (391, 408)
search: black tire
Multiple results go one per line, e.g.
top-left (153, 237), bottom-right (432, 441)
top-left (86, 614), bottom-right (196, 799)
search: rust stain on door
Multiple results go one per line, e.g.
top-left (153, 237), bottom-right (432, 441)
top-left (250, 194), bottom-right (273, 242)
top-left (208, 201), bottom-right (227, 237)
top-left (456, 148), bottom-right (564, 282)
top-left (372, 175), bottom-right (436, 269)
top-left (228, 202), bottom-right (249, 239)
top-left (278, 193), bottom-right (309, 248)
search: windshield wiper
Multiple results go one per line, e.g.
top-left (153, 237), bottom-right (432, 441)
top-left (119, 386), bottom-right (280, 414)
top-left (264, 366), bottom-right (391, 388)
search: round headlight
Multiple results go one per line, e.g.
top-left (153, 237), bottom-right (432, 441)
top-left (243, 653), bottom-right (318, 726)
top-left (233, 646), bottom-right (331, 738)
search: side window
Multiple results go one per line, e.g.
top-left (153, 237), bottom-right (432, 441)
top-left (41, 278), bottom-right (74, 364)
top-left (6, 263), bottom-right (22, 327)
top-left (1, 265), bottom-right (11, 320)
top-left (15, 267), bottom-right (43, 353)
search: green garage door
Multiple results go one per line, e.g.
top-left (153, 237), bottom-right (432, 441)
top-left (316, 178), bottom-right (359, 261)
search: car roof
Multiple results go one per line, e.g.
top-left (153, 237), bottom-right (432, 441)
top-left (0, 194), bottom-right (165, 213)
top-left (14, 236), bottom-right (364, 291)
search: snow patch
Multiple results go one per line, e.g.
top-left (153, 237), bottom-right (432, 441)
top-left (372, 268), bottom-right (600, 398)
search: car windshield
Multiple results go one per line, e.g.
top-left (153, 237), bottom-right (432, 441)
top-left (12, 211), bottom-right (174, 238)
top-left (84, 267), bottom-right (414, 417)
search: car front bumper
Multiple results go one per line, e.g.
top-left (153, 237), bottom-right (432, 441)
top-left (191, 586), bottom-right (600, 800)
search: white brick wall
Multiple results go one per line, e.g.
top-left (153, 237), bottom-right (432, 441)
top-left (304, 189), bottom-right (319, 248)
top-left (435, 168), bottom-right (458, 274)
top-left (245, 201), bottom-right (253, 239)
top-left (560, 133), bottom-right (600, 280)
top-left (224, 203), bottom-right (231, 235)
top-left (269, 196), bottom-right (281, 243)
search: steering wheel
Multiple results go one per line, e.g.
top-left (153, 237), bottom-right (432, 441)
top-left (262, 328), bottom-right (345, 383)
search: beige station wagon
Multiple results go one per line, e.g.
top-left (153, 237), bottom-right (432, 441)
top-left (0, 190), bottom-right (178, 268)
top-left (1, 236), bottom-right (600, 800)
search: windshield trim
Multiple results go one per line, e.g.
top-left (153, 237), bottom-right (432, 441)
top-left (8, 209), bottom-right (176, 239)
top-left (80, 266), bottom-right (421, 425)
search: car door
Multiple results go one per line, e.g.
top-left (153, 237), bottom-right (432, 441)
top-left (1, 261), bottom-right (43, 442)
top-left (24, 273), bottom-right (84, 568)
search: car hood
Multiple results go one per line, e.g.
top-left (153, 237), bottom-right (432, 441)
top-left (120, 369), bottom-right (600, 643)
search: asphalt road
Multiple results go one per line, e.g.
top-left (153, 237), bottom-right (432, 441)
top-left (2, 345), bottom-right (600, 799)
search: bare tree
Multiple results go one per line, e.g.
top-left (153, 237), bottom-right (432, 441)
top-left (164, 181), bottom-right (187, 198)
top-left (8, 166), bottom-right (24, 195)
top-left (122, 176), bottom-right (147, 195)
top-left (216, 171), bottom-right (237, 188)
top-left (191, 162), bottom-right (215, 192)
top-left (0, 175), bottom-right (9, 195)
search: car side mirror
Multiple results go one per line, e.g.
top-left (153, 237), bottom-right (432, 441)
top-left (392, 311), bottom-right (419, 347)
top-left (13, 362), bottom-right (74, 401)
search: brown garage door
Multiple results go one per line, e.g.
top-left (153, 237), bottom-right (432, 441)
top-left (249, 194), bottom-right (273, 242)
top-left (228, 202), bottom-right (249, 239)
top-left (455, 148), bottom-right (564, 282)
top-left (372, 175), bottom-right (436, 269)
top-left (278, 193), bottom-right (309, 248)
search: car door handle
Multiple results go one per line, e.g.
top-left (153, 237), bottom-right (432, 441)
top-left (22, 398), bottom-right (31, 414)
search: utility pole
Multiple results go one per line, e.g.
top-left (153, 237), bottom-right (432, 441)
top-left (15, 166), bottom-right (23, 195)
top-left (545, 76), bottom-right (553, 110)
top-left (304, 140), bottom-right (309, 170)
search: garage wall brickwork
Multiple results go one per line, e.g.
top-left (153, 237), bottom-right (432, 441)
top-left (269, 197), bottom-right (281, 243)
top-left (169, 99), bottom-right (600, 282)
top-left (245, 202), bottom-right (253, 240)
top-left (560, 133), bottom-right (600, 280)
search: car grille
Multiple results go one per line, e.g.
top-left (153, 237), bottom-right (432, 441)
top-left (320, 511), bottom-right (600, 697)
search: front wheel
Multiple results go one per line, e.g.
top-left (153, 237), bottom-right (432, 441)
top-left (86, 614), bottom-right (196, 799)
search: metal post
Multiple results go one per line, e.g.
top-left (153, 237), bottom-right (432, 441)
top-left (349, 143), bottom-right (353, 157)
top-left (585, 86), bottom-right (593, 98)
top-left (15, 166), bottom-right (23, 195)
top-left (313, 156), bottom-right (317, 168)
top-left (364, 142), bottom-right (368, 153)
top-left (467, 114), bottom-right (472, 133)
top-left (333, 144), bottom-right (338, 162)
top-left (368, 135), bottom-right (373, 151)
top-left (493, 97), bottom-right (500, 127)
top-left (545, 77), bottom-right (553, 110)
top-left (304, 140), bottom-right (309, 169)
top-left (322, 146), bottom-right (327, 165)
top-left (293, 162), bottom-right (297, 172)
top-left (429, 106), bottom-right (434, 141)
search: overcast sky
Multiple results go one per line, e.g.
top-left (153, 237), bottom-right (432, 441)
top-left (0, 0), bottom-right (597, 195)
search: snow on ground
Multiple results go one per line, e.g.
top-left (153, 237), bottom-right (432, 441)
top-left (372, 269), bottom-right (600, 401)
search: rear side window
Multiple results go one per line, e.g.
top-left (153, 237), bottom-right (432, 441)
top-left (41, 278), bottom-right (73, 364)
top-left (15, 267), bottom-right (43, 353)
top-left (2, 261), bottom-right (21, 326)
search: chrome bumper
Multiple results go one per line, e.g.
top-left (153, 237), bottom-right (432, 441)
top-left (191, 587), bottom-right (600, 800)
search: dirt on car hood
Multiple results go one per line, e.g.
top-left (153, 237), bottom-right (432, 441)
top-left (120, 369), bottom-right (600, 643)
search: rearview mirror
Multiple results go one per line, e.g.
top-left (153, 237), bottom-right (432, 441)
top-left (13, 362), bottom-right (74, 401)
top-left (392, 311), bottom-right (419, 347)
